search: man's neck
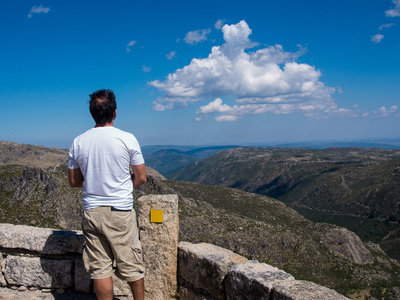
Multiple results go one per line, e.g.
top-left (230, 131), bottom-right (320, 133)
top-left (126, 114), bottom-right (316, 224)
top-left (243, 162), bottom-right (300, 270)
top-left (95, 121), bottom-right (114, 128)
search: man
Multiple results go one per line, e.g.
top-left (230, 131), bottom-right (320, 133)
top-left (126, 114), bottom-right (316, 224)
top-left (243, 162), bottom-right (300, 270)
top-left (68, 89), bottom-right (147, 300)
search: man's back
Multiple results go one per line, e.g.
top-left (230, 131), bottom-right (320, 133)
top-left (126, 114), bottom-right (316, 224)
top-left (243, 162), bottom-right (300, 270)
top-left (69, 126), bottom-right (144, 210)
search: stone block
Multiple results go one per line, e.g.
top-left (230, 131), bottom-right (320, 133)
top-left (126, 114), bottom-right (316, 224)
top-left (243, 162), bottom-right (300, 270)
top-left (138, 194), bottom-right (179, 300)
top-left (225, 260), bottom-right (295, 300)
top-left (179, 284), bottom-right (215, 300)
top-left (0, 253), bottom-right (6, 287)
top-left (4, 255), bottom-right (73, 288)
top-left (74, 256), bottom-right (92, 293)
top-left (178, 241), bottom-right (248, 300)
top-left (272, 280), bottom-right (350, 300)
top-left (0, 224), bottom-right (84, 254)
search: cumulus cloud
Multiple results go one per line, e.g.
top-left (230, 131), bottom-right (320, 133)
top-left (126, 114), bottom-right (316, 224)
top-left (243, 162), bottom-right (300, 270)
top-left (184, 29), bottom-right (211, 45)
top-left (126, 40), bottom-right (136, 52)
top-left (386, 0), bottom-right (400, 17)
top-left (371, 34), bottom-right (384, 43)
top-left (27, 5), bottom-right (50, 18)
top-left (166, 51), bottom-right (177, 60)
top-left (149, 20), bottom-right (347, 121)
top-left (373, 105), bottom-right (399, 117)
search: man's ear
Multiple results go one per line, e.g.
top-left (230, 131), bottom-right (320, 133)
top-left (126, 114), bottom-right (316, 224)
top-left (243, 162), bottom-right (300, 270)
top-left (114, 109), bottom-right (117, 120)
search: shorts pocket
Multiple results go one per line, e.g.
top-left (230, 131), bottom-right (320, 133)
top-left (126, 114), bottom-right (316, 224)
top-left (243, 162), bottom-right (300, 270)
top-left (131, 246), bottom-right (145, 274)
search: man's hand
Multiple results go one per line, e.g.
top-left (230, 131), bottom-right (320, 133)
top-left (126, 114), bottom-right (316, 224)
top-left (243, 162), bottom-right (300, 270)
top-left (68, 168), bottom-right (84, 187)
top-left (131, 163), bottom-right (147, 188)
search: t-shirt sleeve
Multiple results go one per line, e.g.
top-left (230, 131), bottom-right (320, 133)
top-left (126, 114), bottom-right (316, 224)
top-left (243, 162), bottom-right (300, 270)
top-left (129, 135), bottom-right (145, 166)
top-left (68, 143), bottom-right (80, 169)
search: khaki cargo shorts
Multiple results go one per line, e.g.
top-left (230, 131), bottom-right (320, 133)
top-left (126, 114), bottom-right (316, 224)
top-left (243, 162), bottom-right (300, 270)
top-left (82, 206), bottom-right (145, 281)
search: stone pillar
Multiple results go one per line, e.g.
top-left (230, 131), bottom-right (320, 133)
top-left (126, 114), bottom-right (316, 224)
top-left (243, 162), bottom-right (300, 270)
top-left (137, 194), bottom-right (179, 300)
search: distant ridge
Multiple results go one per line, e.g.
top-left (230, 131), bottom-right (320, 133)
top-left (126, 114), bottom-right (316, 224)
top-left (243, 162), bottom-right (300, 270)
top-left (143, 145), bottom-right (241, 176)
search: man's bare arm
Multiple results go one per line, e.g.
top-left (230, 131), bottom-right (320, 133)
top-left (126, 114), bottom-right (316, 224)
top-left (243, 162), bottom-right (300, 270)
top-left (68, 168), bottom-right (84, 187)
top-left (131, 163), bottom-right (147, 188)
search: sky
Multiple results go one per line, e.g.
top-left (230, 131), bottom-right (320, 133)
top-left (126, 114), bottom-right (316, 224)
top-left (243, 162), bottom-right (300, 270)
top-left (0, 0), bottom-right (399, 148)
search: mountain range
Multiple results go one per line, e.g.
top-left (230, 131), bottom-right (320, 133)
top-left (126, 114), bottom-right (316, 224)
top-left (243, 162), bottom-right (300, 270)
top-left (168, 147), bottom-right (400, 261)
top-left (1, 141), bottom-right (400, 299)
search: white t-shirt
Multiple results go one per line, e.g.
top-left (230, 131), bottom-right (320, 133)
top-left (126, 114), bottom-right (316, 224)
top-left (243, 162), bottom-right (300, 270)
top-left (68, 126), bottom-right (145, 210)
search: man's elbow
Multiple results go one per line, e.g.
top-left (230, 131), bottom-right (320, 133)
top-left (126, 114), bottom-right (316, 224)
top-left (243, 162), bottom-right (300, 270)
top-left (69, 180), bottom-right (82, 188)
top-left (133, 175), bottom-right (147, 188)
top-left (138, 174), bottom-right (147, 185)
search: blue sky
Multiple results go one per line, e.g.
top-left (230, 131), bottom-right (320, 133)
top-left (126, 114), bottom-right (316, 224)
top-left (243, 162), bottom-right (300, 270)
top-left (0, 0), bottom-right (399, 148)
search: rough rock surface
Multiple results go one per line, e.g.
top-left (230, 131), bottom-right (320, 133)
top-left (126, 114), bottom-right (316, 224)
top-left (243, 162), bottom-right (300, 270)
top-left (137, 194), bottom-right (179, 300)
top-left (272, 280), bottom-right (350, 300)
top-left (0, 287), bottom-right (133, 299)
top-left (323, 227), bottom-right (374, 264)
top-left (178, 242), bottom-right (248, 300)
top-left (74, 257), bottom-right (91, 293)
top-left (179, 285), bottom-right (215, 300)
top-left (225, 260), bottom-right (295, 299)
top-left (0, 223), bottom-right (84, 254)
top-left (4, 256), bottom-right (73, 288)
top-left (0, 253), bottom-right (6, 287)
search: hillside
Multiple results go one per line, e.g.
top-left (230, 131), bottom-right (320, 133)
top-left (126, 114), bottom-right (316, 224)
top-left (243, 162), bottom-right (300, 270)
top-left (143, 145), bottom-right (240, 176)
top-left (0, 141), bottom-right (68, 168)
top-left (170, 147), bottom-right (400, 260)
top-left (160, 180), bottom-right (400, 299)
top-left (1, 142), bottom-right (400, 298)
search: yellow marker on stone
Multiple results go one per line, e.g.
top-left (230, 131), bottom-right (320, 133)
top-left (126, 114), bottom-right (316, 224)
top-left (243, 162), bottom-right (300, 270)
top-left (150, 209), bottom-right (163, 223)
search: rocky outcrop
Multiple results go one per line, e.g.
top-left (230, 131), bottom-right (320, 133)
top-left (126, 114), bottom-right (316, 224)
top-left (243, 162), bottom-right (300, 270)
top-left (323, 227), bottom-right (374, 264)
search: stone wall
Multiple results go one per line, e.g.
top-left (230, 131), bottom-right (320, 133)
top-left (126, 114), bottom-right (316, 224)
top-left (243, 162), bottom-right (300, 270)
top-left (0, 194), bottom-right (349, 299)
top-left (0, 194), bottom-right (179, 299)
top-left (178, 241), bottom-right (350, 300)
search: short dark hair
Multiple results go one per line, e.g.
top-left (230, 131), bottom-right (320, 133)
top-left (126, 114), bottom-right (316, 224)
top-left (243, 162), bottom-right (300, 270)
top-left (89, 89), bottom-right (117, 125)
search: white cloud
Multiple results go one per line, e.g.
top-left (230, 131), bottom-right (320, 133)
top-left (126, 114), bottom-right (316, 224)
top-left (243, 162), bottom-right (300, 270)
top-left (371, 34), bottom-right (384, 43)
top-left (196, 98), bottom-right (231, 114)
top-left (142, 66), bottom-right (151, 72)
top-left (362, 112), bottom-right (370, 118)
top-left (166, 51), bottom-right (177, 60)
top-left (386, 0), bottom-right (400, 17)
top-left (184, 29), bottom-right (211, 45)
top-left (126, 40), bottom-right (137, 52)
top-left (214, 19), bottom-right (226, 30)
top-left (27, 5), bottom-right (50, 18)
top-left (149, 20), bottom-right (347, 121)
top-left (215, 115), bottom-right (240, 122)
top-left (373, 105), bottom-right (399, 117)
top-left (379, 23), bottom-right (396, 30)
